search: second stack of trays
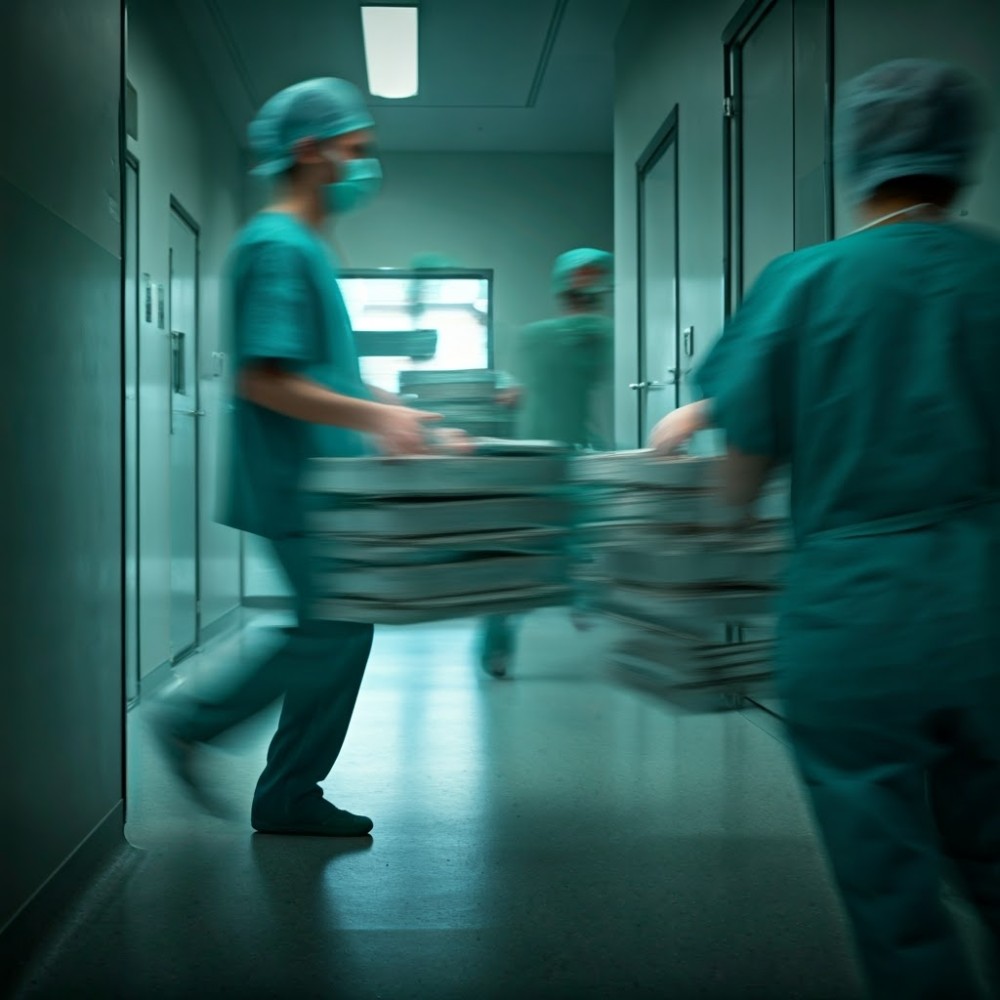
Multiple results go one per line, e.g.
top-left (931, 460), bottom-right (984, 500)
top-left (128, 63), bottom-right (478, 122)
top-left (305, 441), bottom-right (574, 624)
top-left (573, 451), bottom-right (790, 710)
top-left (398, 369), bottom-right (517, 439)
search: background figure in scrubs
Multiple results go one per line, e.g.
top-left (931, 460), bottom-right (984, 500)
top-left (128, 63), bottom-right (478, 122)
top-left (152, 78), bottom-right (449, 837)
top-left (479, 249), bottom-right (614, 677)
top-left (653, 60), bottom-right (1000, 997)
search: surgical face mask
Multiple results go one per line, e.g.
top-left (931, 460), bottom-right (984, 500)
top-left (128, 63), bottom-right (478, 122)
top-left (322, 154), bottom-right (382, 216)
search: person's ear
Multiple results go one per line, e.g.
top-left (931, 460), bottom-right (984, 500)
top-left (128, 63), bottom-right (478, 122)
top-left (292, 137), bottom-right (326, 168)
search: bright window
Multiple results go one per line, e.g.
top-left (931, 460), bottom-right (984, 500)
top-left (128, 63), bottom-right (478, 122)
top-left (339, 269), bottom-right (493, 395)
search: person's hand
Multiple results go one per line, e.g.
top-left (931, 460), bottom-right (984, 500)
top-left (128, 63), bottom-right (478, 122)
top-left (431, 427), bottom-right (477, 455)
top-left (496, 388), bottom-right (522, 408)
top-left (648, 401), bottom-right (710, 456)
top-left (371, 405), bottom-right (442, 456)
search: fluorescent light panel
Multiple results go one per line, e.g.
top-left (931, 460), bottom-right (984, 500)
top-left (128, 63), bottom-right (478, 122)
top-left (362, 5), bottom-right (419, 99)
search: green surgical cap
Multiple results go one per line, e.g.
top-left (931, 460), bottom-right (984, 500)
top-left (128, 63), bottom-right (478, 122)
top-left (835, 59), bottom-right (990, 202)
top-left (552, 248), bottom-right (614, 296)
top-left (249, 78), bottom-right (375, 177)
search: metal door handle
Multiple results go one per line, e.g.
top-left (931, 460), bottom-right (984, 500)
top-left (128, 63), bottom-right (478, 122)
top-left (628, 382), bottom-right (648, 391)
top-left (180, 409), bottom-right (206, 417)
top-left (646, 381), bottom-right (668, 390)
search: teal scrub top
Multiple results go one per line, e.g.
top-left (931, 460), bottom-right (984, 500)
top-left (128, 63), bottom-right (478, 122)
top-left (697, 222), bottom-right (1000, 701)
top-left (219, 212), bottom-right (370, 539)
top-left (515, 314), bottom-right (614, 448)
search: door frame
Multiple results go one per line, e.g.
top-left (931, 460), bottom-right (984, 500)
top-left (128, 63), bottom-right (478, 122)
top-left (167, 197), bottom-right (202, 658)
top-left (124, 152), bottom-right (141, 707)
top-left (635, 105), bottom-right (681, 447)
top-left (722, 0), bottom-right (836, 315)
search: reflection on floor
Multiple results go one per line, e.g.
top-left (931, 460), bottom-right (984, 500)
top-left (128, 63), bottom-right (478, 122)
top-left (17, 610), bottom-right (866, 999)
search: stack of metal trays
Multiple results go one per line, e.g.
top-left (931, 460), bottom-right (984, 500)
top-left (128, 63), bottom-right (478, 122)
top-left (304, 442), bottom-right (573, 624)
top-left (398, 369), bottom-right (516, 438)
top-left (574, 450), bottom-right (790, 710)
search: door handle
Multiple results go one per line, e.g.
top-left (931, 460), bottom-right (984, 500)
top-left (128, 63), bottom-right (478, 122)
top-left (645, 381), bottom-right (668, 390)
top-left (179, 409), bottom-right (206, 417)
top-left (628, 382), bottom-right (648, 391)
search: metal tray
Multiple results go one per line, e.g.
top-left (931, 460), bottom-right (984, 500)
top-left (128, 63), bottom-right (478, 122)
top-left (320, 553), bottom-right (569, 602)
top-left (614, 636), bottom-right (774, 673)
top-left (434, 418), bottom-right (515, 439)
top-left (355, 329), bottom-right (438, 359)
top-left (316, 528), bottom-right (565, 567)
top-left (609, 659), bottom-right (772, 712)
top-left (309, 495), bottom-right (573, 538)
top-left (602, 611), bottom-right (777, 646)
top-left (585, 520), bottom-right (788, 548)
top-left (600, 543), bottom-right (787, 588)
top-left (574, 452), bottom-right (790, 520)
top-left (312, 585), bottom-right (571, 625)
top-left (305, 454), bottom-right (569, 497)
top-left (613, 647), bottom-right (771, 682)
top-left (583, 491), bottom-right (751, 529)
top-left (574, 451), bottom-right (723, 489)
top-left (429, 400), bottom-right (505, 416)
top-left (399, 369), bottom-right (497, 401)
top-left (599, 584), bottom-right (777, 629)
top-left (471, 440), bottom-right (570, 456)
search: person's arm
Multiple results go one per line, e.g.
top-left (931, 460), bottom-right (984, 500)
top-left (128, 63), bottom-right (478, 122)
top-left (365, 383), bottom-right (402, 406)
top-left (651, 256), bottom-right (799, 458)
top-left (649, 399), bottom-right (713, 455)
top-left (239, 362), bottom-right (441, 455)
top-left (236, 242), bottom-right (442, 455)
top-left (723, 447), bottom-right (773, 506)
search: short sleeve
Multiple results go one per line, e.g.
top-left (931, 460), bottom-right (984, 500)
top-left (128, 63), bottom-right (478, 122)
top-left (236, 241), bottom-right (316, 366)
top-left (695, 256), bottom-right (800, 460)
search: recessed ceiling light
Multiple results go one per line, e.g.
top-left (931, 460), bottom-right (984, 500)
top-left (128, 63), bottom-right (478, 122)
top-left (361, 5), bottom-right (419, 99)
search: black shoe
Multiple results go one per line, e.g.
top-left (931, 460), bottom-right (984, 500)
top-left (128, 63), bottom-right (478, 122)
top-left (251, 802), bottom-right (374, 838)
top-left (481, 651), bottom-right (510, 678)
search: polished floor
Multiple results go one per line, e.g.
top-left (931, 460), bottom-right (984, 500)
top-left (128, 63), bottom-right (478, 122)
top-left (16, 610), bottom-right (872, 999)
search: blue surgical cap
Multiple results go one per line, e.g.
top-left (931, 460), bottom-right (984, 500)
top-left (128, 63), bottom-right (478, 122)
top-left (835, 59), bottom-right (989, 202)
top-left (552, 248), bottom-right (614, 296)
top-left (248, 78), bottom-right (375, 177)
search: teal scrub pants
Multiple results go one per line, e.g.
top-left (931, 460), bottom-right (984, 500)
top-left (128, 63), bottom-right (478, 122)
top-left (778, 625), bottom-right (1000, 1000)
top-left (171, 535), bottom-right (374, 824)
top-left (479, 614), bottom-right (518, 675)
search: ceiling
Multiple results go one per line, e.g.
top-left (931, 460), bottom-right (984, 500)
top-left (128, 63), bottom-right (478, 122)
top-left (171, 0), bottom-right (630, 154)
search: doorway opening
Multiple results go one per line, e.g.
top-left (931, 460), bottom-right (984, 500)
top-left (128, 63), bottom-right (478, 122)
top-left (634, 107), bottom-right (681, 448)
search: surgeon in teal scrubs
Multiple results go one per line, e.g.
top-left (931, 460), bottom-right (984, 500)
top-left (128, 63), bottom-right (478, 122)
top-left (478, 249), bottom-right (614, 677)
top-left (151, 79), bottom-right (448, 837)
top-left (653, 60), bottom-right (1000, 997)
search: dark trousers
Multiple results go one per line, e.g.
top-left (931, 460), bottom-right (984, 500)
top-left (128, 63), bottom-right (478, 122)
top-left (781, 670), bottom-right (1000, 999)
top-left (173, 535), bottom-right (374, 821)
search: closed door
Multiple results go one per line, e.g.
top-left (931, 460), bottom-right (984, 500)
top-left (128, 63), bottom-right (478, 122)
top-left (741, 0), bottom-right (795, 293)
top-left (635, 108), bottom-right (680, 446)
top-left (168, 207), bottom-right (200, 660)
top-left (124, 159), bottom-right (140, 703)
top-left (724, 0), bottom-right (832, 311)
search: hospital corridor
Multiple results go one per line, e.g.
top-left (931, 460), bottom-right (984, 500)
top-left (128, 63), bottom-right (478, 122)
top-left (3, 1), bottom-right (1000, 998)
top-left (25, 613), bottom-right (867, 997)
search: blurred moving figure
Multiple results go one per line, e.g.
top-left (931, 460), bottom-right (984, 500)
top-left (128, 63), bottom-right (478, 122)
top-left (480, 249), bottom-right (615, 678)
top-left (152, 78), bottom-right (445, 837)
top-left (654, 59), bottom-right (1000, 997)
